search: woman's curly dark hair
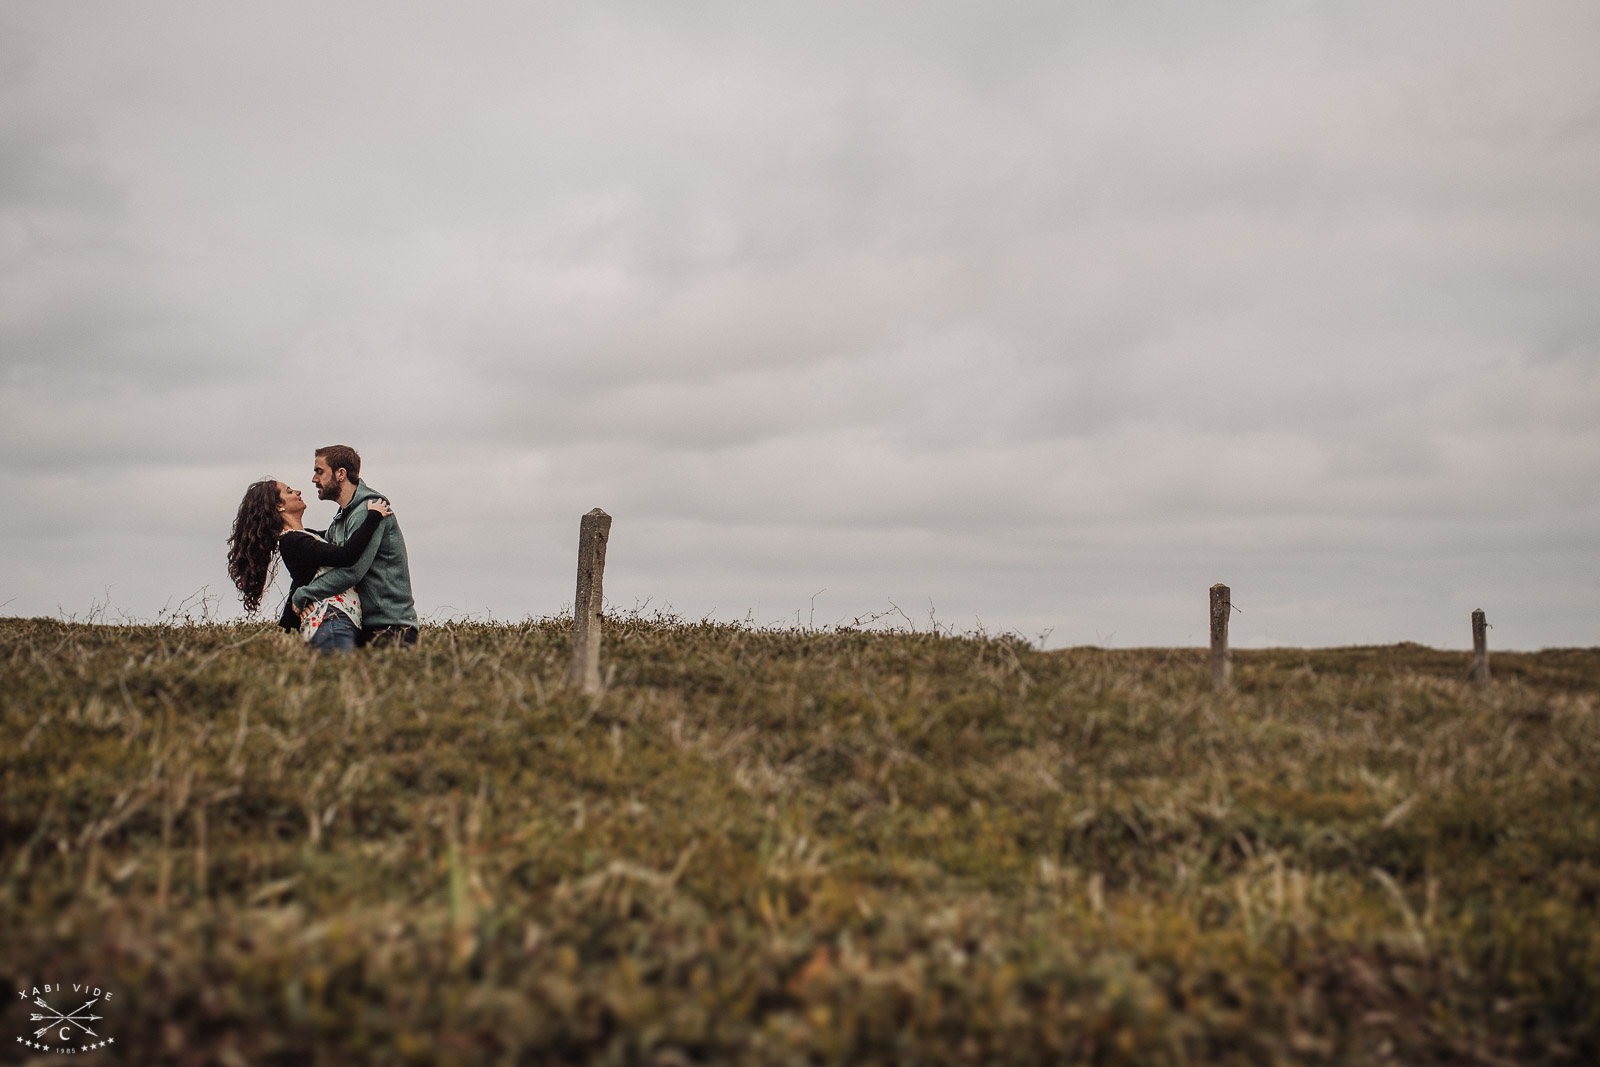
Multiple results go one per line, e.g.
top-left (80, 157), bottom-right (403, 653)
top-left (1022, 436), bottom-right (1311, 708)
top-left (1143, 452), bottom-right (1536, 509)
top-left (228, 478), bottom-right (283, 614)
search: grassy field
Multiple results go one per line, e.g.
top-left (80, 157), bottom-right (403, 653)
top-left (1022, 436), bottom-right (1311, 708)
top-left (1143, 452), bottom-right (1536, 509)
top-left (2, 616), bottom-right (1597, 1065)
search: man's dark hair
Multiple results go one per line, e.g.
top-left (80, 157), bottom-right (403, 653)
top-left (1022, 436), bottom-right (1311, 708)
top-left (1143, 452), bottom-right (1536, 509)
top-left (316, 444), bottom-right (361, 485)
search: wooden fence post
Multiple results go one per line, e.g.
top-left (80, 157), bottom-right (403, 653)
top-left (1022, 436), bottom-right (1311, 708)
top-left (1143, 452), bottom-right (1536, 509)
top-left (569, 508), bottom-right (612, 694)
top-left (1209, 583), bottom-right (1231, 691)
top-left (1470, 608), bottom-right (1489, 685)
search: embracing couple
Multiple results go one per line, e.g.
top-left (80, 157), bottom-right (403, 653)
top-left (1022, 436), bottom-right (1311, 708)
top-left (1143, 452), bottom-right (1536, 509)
top-left (227, 444), bottom-right (419, 652)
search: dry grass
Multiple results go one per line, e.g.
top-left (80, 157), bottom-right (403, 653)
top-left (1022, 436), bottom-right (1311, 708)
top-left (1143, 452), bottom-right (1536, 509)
top-left (2, 615), bottom-right (1597, 1065)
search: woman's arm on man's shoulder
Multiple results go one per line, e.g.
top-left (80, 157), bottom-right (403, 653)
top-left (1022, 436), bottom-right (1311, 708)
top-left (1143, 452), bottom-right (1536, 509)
top-left (279, 509), bottom-right (385, 571)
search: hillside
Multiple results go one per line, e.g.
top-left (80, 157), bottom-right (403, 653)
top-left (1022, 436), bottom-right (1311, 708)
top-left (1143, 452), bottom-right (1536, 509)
top-left (2, 617), bottom-right (1597, 1064)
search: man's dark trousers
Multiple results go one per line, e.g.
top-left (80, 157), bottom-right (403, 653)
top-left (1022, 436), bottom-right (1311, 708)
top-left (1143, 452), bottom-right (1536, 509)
top-left (359, 625), bottom-right (419, 648)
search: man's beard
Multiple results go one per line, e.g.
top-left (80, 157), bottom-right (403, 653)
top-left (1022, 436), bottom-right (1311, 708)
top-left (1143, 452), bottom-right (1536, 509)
top-left (317, 481), bottom-right (340, 501)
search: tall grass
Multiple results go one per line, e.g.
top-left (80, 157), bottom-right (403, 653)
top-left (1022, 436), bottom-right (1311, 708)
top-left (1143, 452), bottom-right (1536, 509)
top-left (2, 615), bottom-right (1597, 1064)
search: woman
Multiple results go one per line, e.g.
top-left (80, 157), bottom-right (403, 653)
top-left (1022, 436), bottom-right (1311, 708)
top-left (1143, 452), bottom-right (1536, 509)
top-left (227, 478), bottom-right (392, 652)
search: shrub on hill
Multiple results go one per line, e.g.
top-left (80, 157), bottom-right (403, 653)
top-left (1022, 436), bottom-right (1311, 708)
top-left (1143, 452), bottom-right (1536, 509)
top-left (2, 616), bottom-right (1597, 1063)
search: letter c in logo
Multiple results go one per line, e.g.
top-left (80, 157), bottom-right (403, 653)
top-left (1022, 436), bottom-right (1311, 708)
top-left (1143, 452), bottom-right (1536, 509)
top-left (60, 1026), bottom-right (71, 1041)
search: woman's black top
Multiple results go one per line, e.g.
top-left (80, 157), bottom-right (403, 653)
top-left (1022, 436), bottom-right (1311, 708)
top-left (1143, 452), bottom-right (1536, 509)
top-left (275, 509), bottom-right (384, 632)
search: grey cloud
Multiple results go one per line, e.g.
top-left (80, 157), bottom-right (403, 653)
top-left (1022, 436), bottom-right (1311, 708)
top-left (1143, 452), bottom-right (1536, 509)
top-left (2, 1), bottom-right (1597, 648)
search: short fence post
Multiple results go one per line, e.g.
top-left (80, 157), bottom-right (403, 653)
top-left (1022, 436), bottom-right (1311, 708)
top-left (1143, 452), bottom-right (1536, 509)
top-left (569, 508), bottom-right (612, 694)
top-left (1209, 583), bottom-right (1231, 691)
top-left (1470, 608), bottom-right (1489, 685)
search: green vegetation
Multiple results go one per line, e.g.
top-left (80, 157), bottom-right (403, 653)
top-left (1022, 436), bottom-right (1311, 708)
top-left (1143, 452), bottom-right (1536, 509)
top-left (3, 616), bottom-right (1597, 1064)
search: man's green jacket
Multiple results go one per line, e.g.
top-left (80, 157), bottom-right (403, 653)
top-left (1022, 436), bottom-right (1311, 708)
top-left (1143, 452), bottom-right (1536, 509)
top-left (291, 480), bottom-right (418, 629)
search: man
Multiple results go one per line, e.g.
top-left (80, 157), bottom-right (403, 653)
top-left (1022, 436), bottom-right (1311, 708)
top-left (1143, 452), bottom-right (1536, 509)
top-left (291, 444), bottom-right (420, 647)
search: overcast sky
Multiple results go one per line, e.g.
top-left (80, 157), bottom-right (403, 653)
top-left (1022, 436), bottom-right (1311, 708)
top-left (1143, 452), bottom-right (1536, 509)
top-left (3, 2), bottom-right (1597, 648)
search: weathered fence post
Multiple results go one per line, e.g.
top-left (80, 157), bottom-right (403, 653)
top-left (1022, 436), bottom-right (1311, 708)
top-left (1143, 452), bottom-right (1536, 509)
top-left (1209, 583), bottom-right (1231, 691)
top-left (1470, 608), bottom-right (1489, 685)
top-left (569, 508), bottom-right (612, 694)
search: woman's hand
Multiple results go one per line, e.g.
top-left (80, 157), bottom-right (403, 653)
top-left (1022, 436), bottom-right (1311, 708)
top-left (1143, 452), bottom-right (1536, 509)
top-left (367, 498), bottom-right (393, 517)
